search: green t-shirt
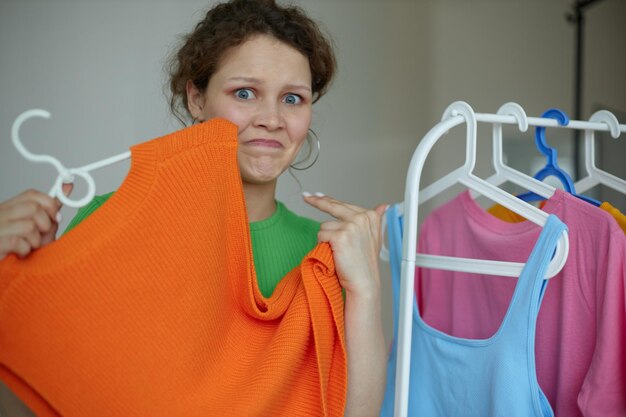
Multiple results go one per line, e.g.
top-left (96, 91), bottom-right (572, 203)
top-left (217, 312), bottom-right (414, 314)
top-left (64, 193), bottom-right (320, 297)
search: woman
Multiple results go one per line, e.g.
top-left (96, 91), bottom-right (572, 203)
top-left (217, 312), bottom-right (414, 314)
top-left (0, 1), bottom-right (386, 415)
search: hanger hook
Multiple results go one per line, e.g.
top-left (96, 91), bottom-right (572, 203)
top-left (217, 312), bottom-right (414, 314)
top-left (497, 102), bottom-right (528, 132)
top-left (589, 110), bottom-right (620, 138)
top-left (441, 101), bottom-right (476, 123)
top-left (536, 108), bottom-right (569, 156)
top-left (530, 108), bottom-right (576, 194)
top-left (11, 109), bottom-right (72, 182)
top-left (11, 109), bottom-right (97, 208)
top-left (441, 101), bottom-right (477, 172)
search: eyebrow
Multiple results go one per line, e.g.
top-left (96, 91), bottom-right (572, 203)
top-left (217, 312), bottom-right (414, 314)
top-left (227, 76), bottom-right (312, 93)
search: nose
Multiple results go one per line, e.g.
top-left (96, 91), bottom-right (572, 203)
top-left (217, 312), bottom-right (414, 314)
top-left (253, 101), bottom-right (284, 131)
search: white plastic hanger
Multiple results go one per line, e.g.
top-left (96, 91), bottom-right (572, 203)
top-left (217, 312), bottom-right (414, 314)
top-left (11, 109), bottom-right (130, 208)
top-left (393, 101), bottom-right (570, 417)
top-left (381, 102), bottom-right (556, 263)
top-left (403, 102), bottom-right (569, 278)
top-left (574, 109), bottom-right (626, 194)
top-left (380, 102), bottom-right (555, 262)
top-left (483, 102), bottom-right (556, 199)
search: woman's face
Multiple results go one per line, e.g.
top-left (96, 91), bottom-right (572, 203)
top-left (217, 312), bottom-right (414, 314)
top-left (190, 35), bottom-right (313, 186)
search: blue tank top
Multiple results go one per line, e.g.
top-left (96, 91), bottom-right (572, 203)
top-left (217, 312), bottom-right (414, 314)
top-left (380, 204), bottom-right (566, 417)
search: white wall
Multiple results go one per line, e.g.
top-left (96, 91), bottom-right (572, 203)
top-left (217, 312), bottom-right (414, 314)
top-left (419, 0), bottom-right (626, 215)
top-left (1, 0), bottom-right (625, 347)
top-left (584, 0), bottom-right (626, 209)
top-left (0, 0), bottom-right (430, 346)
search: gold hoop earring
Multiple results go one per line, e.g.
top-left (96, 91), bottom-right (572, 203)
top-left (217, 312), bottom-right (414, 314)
top-left (290, 129), bottom-right (320, 171)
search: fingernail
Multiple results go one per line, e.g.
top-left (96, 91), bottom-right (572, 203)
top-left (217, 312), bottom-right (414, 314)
top-left (314, 192), bottom-right (325, 197)
top-left (302, 191), bottom-right (312, 197)
top-left (56, 212), bottom-right (63, 223)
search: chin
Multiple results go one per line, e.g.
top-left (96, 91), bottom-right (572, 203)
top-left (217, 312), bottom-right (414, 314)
top-left (239, 157), bottom-right (290, 182)
top-left (241, 170), bottom-right (284, 185)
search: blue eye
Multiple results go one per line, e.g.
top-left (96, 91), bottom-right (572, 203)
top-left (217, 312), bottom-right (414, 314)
top-left (283, 94), bottom-right (302, 105)
top-left (235, 88), bottom-right (255, 100)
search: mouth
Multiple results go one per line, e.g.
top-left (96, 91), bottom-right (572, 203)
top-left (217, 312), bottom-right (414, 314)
top-left (244, 139), bottom-right (283, 149)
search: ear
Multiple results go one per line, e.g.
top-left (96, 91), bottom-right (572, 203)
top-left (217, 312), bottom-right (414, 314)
top-left (186, 79), bottom-right (206, 121)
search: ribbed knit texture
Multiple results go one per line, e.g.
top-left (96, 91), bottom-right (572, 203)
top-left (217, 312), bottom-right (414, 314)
top-left (0, 119), bottom-right (347, 417)
top-left (250, 201), bottom-right (320, 296)
top-left (65, 198), bottom-right (321, 298)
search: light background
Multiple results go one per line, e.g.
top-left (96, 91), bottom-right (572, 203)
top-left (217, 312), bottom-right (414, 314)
top-left (1, 0), bottom-right (625, 346)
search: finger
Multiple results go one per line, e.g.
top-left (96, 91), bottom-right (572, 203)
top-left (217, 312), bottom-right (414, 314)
top-left (4, 189), bottom-right (56, 209)
top-left (0, 236), bottom-right (32, 259)
top-left (316, 228), bottom-right (358, 249)
top-left (53, 182), bottom-right (74, 211)
top-left (41, 221), bottom-right (60, 246)
top-left (314, 194), bottom-right (366, 213)
top-left (302, 192), bottom-right (364, 211)
top-left (375, 204), bottom-right (389, 217)
top-left (0, 220), bottom-right (42, 249)
top-left (317, 229), bottom-right (341, 244)
top-left (319, 220), bottom-right (343, 231)
top-left (61, 182), bottom-right (74, 197)
top-left (303, 194), bottom-right (365, 220)
top-left (32, 207), bottom-right (54, 234)
top-left (1, 201), bottom-right (56, 228)
top-left (3, 190), bottom-right (60, 222)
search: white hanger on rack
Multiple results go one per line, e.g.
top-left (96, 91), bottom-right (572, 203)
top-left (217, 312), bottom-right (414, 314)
top-left (574, 109), bottom-right (626, 194)
top-left (393, 101), bottom-right (570, 417)
top-left (11, 109), bottom-right (131, 208)
top-left (380, 102), bottom-right (557, 263)
top-left (483, 102), bottom-right (556, 199)
top-left (406, 102), bottom-right (569, 278)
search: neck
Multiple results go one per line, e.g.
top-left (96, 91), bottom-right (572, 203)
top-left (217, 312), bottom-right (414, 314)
top-left (243, 180), bottom-right (278, 222)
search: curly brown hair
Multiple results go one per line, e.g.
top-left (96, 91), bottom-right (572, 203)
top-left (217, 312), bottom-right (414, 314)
top-left (167, 0), bottom-right (337, 125)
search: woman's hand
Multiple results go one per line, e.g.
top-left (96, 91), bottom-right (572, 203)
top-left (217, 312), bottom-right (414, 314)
top-left (0, 185), bottom-right (72, 261)
top-left (304, 192), bottom-right (388, 417)
top-left (303, 192), bottom-right (387, 297)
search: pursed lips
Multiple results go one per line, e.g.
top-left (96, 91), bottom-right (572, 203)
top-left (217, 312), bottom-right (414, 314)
top-left (244, 139), bottom-right (283, 148)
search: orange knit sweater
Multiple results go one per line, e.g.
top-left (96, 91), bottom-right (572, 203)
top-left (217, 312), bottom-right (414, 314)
top-left (0, 119), bottom-right (347, 416)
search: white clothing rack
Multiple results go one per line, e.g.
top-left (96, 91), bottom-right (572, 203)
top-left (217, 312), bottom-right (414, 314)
top-left (394, 101), bottom-right (625, 417)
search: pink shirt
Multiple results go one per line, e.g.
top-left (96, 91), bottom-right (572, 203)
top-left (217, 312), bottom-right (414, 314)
top-left (416, 190), bottom-right (626, 417)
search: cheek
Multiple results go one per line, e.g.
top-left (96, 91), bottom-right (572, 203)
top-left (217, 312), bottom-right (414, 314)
top-left (204, 100), bottom-right (249, 131)
top-left (289, 113), bottom-right (312, 145)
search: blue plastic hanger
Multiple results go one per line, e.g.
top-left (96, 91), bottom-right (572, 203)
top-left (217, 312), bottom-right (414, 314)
top-left (518, 108), bottom-right (601, 206)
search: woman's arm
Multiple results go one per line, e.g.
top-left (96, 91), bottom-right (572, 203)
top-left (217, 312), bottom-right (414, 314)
top-left (343, 278), bottom-right (387, 417)
top-left (303, 193), bottom-right (387, 417)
